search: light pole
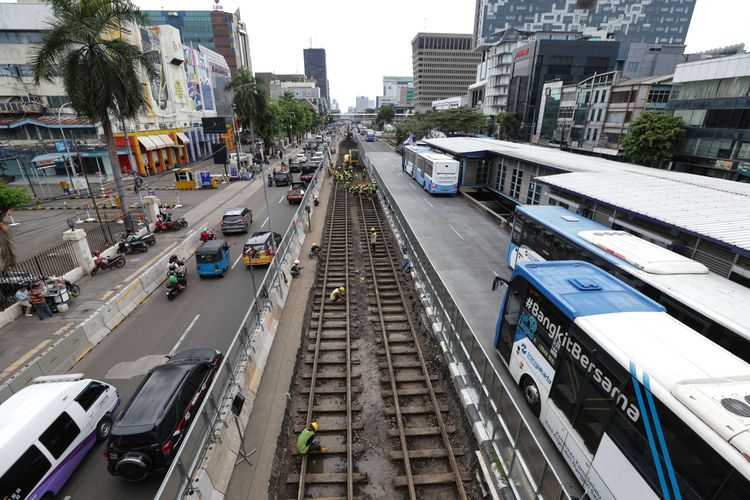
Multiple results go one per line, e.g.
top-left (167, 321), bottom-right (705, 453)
top-left (57, 103), bottom-right (79, 195)
top-left (120, 115), bottom-right (149, 227)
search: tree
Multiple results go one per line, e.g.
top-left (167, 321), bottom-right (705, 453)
top-left (226, 68), bottom-right (267, 152)
top-left (433, 108), bottom-right (486, 135)
top-left (375, 105), bottom-right (395, 129)
top-left (0, 181), bottom-right (32, 269)
top-left (620, 113), bottom-right (686, 168)
top-left (495, 112), bottom-right (519, 140)
top-left (33, 0), bottom-right (155, 231)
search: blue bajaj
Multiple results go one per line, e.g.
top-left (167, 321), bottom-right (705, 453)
top-left (196, 239), bottom-right (230, 278)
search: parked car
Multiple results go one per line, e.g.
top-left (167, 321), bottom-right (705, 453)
top-left (0, 375), bottom-right (119, 499)
top-left (106, 348), bottom-right (223, 481)
top-left (274, 171), bottom-right (292, 186)
top-left (220, 207), bottom-right (252, 234)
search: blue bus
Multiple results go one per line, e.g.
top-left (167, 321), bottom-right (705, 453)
top-left (507, 205), bottom-right (750, 361)
top-left (494, 260), bottom-right (750, 500)
top-left (401, 145), bottom-right (459, 194)
top-left (365, 129), bottom-right (375, 142)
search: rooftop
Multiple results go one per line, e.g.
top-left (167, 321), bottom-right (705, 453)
top-left (423, 137), bottom-right (750, 255)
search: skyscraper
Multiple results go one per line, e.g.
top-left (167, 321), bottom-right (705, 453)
top-left (474, 0), bottom-right (696, 46)
top-left (303, 48), bottom-right (329, 109)
top-left (411, 33), bottom-right (482, 112)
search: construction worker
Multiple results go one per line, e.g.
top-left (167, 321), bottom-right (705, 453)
top-left (330, 286), bottom-right (345, 303)
top-left (369, 227), bottom-right (378, 252)
top-left (297, 421), bottom-right (326, 454)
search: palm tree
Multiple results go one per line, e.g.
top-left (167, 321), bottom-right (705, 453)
top-left (227, 69), bottom-right (268, 156)
top-left (33, 0), bottom-right (154, 230)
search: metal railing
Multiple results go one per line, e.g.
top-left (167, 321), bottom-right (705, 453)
top-left (155, 147), bottom-right (330, 499)
top-left (364, 150), bottom-right (582, 500)
top-left (0, 240), bottom-right (78, 310)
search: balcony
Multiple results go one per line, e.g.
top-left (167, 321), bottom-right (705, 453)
top-left (0, 101), bottom-right (43, 114)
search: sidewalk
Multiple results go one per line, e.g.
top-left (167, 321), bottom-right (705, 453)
top-left (0, 151), bottom-right (300, 384)
top-left (224, 174), bottom-right (333, 499)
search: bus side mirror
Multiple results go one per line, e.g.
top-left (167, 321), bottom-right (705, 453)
top-left (492, 276), bottom-right (508, 291)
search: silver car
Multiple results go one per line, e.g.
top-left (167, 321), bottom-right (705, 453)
top-left (220, 207), bottom-right (252, 234)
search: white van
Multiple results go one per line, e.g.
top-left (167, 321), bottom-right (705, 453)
top-left (0, 374), bottom-right (119, 499)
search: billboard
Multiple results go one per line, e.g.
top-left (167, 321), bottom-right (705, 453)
top-left (202, 117), bottom-right (227, 134)
top-left (140, 27), bottom-right (170, 115)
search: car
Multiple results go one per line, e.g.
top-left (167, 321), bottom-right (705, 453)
top-left (300, 166), bottom-right (317, 183)
top-left (295, 153), bottom-right (307, 163)
top-left (287, 181), bottom-right (307, 204)
top-left (106, 348), bottom-right (223, 481)
top-left (220, 207), bottom-right (252, 234)
top-left (274, 171), bottom-right (292, 186)
top-left (242, 232), bottom-right (282, 266)
top-left (288, 161), bottom-right (302, 173)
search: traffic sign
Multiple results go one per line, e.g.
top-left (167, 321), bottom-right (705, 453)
top-left (82, 201), bottom-right (89, 210)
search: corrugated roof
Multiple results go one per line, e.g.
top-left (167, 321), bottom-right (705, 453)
top-left (424, 137), bottom-right (750, 253)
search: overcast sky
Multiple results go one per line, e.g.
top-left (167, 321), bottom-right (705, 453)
top-left (63, 0), bottom-right (750, 109)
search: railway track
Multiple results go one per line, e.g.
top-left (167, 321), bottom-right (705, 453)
top-left (280, 170), bottom-right (477, 499)
top-left (357, 194), bottom-right (470, 499)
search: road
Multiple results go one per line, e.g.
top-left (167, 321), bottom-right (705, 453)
top-left (57, 167), bottom-right (304, 499)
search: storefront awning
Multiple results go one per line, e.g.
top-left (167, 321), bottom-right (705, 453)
top-left (149, 135), bottom-right (168, 148)
top-left (137, 136), bottom-right (158, 151)
top-left (159, 134), bottom-right (176, 147)
top-left (176, 132), bottom-right (191, 144)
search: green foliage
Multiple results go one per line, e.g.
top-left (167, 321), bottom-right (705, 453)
top-left (495, 112), bottom-right (519, 140)
top-left (227, 68), bottom-right (267, 138)
top-left (395, 108), bottom-right (487, 143)
top-left (620, 113), bottom-right (686, 167)
top-left (375, 105), bottom-right (395, 129)
top-left (0, 181), bottom-right (32, 269)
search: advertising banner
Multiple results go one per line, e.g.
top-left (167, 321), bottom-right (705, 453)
top-left (184, 47), bottom-right (203, 112)
top-left (140, 27), bottom-right (170, 115)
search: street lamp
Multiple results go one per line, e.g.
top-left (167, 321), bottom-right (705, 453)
top-left (56, 102), bottom-right (79, 194)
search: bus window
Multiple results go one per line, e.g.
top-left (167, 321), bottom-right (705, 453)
top-left (0, 445), bottom-right (51, 500)
top-left (497, 278), bottom-right (528, 362)
top-left (39, 412), bottom-right (80, 459)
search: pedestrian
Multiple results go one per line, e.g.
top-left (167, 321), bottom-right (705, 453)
top-left (402, 255), bottom-right (412, 273)
top-left (29, 282), bottom-right (53, 320)
top-left (369, 227), bottom-right (378, 252)
top-left (329, 286), bottom-right (345, 303)
top-left (15, 287), bottom-right (34, 317)
top-left (309, 243), bottom-right (321, 259)
top-left (296, 421), bottom-right (327, 455)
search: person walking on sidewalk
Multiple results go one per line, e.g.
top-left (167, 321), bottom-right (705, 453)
top-left (29, 282), bottom-right (53, 320)
top-left (297, 421), bottom-right (327, 455)
top-left (15, 287), bottom-right (34, 316)
top-left (369, 227), bottom-right (378, 252)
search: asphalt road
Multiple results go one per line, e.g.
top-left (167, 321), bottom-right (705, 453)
top-left (57, 170), bottom-right (305, 499)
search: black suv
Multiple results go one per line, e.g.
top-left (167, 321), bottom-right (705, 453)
top-left (274, 171), bottom-right (292, 186)
top-left (106, 348), bottom-right (223, 481)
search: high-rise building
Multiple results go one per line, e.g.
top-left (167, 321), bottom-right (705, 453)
top-left (383, 76), bottom-right (413, 105)
top-left (473, 0), bottom-right (696, 47)
top-left (143, 9), bottom-right (252, 75)
top-left (303, 48), bottom-right (329, 108)
top-left (255, 72), bottom-right (306, 98)
top-left (411, 33), bottom-right (482, 112)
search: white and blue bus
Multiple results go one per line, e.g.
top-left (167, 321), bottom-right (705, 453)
top-left (494, 260), bottom-right (750, 499)
top-left (365, 129), bottom-right (375, 142)
top-left (402, 145), bottom-right (459, 194)
top-left (507, 205), bottom-right (750, 362)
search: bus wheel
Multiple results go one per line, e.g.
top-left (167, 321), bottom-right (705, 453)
top-left (522, 376), bottom-right (541, 417)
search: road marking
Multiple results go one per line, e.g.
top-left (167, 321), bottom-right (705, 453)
top-left (409, 184), bottom-right (416, 191)
top-left (53, 322), bottom-right (75, 337)
top-left (100, 290), bottom-right (115, 301)
top-left (231, 253), bottom-right (244, 270)
top-left (0, 339), bottom-right (52, 381)
top-left (169, 314), bottom-right (200, 357)
top-left (489, 268), bottom-right (500, 277)
top-left (277, 195), bottom-right (285, 204)
top-left (424, 198), bottom-right (434, 208)
top-left (261, 217), bottom-right (269, 228)
top-left (448, 223), bottom-right (464, 240)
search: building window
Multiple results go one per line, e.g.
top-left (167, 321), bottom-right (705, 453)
top-left (586, 128), bottom-right (592, 140)
top-left (526, 179), bottom-right (540, 205)
top-left (626, 61), bottom-right (640, 73)
top-left (597, 109), bottom-right (603, 121)
top-left (510, 166), bottom-right (523, 198)
top-left (496, 160), bottom-right (506, 192)
top-left (592, 129), bottom-right (598, 141)
top-left (647, 89), bottom-right (671, 103)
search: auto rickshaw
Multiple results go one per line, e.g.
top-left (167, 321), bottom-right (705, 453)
top-left (196, 239), bottom-right (230, 277)
top-left (242, 232), bottom-right (282, 267)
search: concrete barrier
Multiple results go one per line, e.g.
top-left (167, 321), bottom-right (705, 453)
top-left (100, 298), bottom-right (125, 331)
top-left (5, 361), bottom-right (44, 394)
top-left (139, 262), bottom-right (167, 294)
top-left (80, 309), bottom-right (111, 345)
top-left (0, 383), bottom-right (14, 403)
top-left (36, 329), bottom-right (92, 375)
top-left (114, 278), bottom-right (148, 317)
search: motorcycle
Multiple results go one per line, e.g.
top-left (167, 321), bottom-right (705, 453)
top-left (39, 275), bottom-right (80, 297)
top-left (91, 254), bottom-right (126, 276)
top-left (154, 216), bottom-right (187, 233)
top-left (165, 271), bottom-right (186, 301)
top-left (267, 174), bottom-right (273, 187)
top-left (125, 231), bottom-right (156, 247)
top-left (117, 239), bottom-right (149, 254)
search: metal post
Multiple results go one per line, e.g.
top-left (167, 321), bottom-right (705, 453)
top-left (57, 103), bottom-right (79, 195)
top-left (121, 116), bottom-right (149, 226)
top-left (70, 130), bottom-right (108, 235)
top-left (16, 157), bottom-right (37, 200)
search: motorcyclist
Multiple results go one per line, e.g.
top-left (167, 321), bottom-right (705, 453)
top-left (168, 255), bottom-right (186, 283)
top-left (200, 227), bottom-right (214, 242)
top-left (290, 259), bottom-right (303, 276)
top-left (268, 173), bottom-right (273, 185)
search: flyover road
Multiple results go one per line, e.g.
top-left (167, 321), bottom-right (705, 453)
top-left (57, 172), bottom-right (306, 499)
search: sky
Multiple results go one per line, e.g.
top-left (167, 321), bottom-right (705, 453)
top-left (62, 0), bottom-right (750, 109)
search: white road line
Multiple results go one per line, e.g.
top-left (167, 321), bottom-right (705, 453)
top-left (261, 216), bottom-right (269, 228)
top-left (409, 184), bottom-right (417, 190)
top-left (169, 314), bottom-right (200, 357)
top-left (278, 195), bottom-right (285, 204)
top-left (424, 198), bottom-right (434, 208)
top-left (448, 223), bottom-right (464, 240)
top-left (489, 268), bottom-right (500, 277)
top-left (231, 253), bottom-right (244, 270)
